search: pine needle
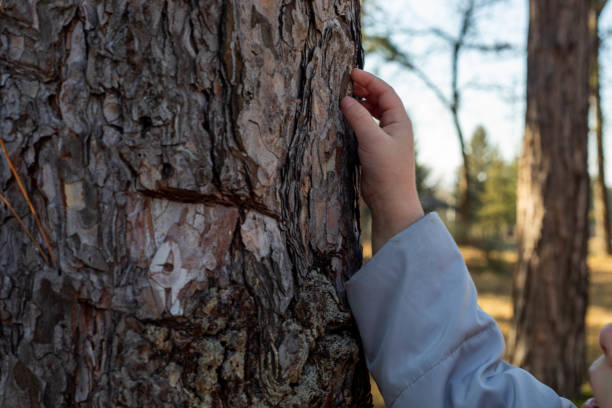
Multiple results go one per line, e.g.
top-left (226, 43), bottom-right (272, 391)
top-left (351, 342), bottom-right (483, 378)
top-left (0, 193), bottom-right (50, 265)
top-left (0, 139), bottom-right (56, 267)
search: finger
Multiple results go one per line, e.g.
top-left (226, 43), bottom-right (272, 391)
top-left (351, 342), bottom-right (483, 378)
top-left (353, 83), bottom-right (369, 98)
top-left (351, 68), bottom-right (402, 110)
top-left (359, 99), bottom-right (382, 120)
top-left (341, 96), bottom-right (386, 145)
top-left (350, 68), bottom-right (409, 129)
top-left (599, 323), bottom-right (612, 364)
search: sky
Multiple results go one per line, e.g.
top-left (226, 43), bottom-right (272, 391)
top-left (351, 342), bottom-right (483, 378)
top-left (363, 0), bottom-right (612, 190)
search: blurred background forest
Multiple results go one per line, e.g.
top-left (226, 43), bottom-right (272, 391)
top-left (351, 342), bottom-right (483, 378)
top-left (359, 0), bottom-right (612, 406)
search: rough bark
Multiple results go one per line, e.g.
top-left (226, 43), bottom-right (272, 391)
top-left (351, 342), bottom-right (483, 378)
top-left (590, 0), bottom-right (611, 255)
top-left (0, 1), bottom-right (371, 407)
top-left (509, 0), bottom-right (591, 397)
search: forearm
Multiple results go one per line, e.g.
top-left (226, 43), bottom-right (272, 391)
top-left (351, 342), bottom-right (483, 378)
top-left (347, 213), bottom-right (574, 408)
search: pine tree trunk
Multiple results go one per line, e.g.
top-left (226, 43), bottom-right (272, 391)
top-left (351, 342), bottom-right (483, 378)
top-left (509, 0), bottom-right (590, 397)
top-left (0, 1), bottom-right (371, 406)
top-left (590, 0), bottom-right (611, 255)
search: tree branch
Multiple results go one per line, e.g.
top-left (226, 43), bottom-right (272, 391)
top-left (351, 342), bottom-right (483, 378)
top-left (365, 35), bottom-right (451, 107)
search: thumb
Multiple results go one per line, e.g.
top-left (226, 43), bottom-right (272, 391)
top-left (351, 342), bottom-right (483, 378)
top-left (341, 96), bottom-right (383, 145)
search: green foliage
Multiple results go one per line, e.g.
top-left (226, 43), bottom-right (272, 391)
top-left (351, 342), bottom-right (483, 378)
top-left (467, 125), bottom-right (495, 219)
top-left (414, 145), bottom-right (445, 213)
top-left (478, 156), bottom-right (517, 236)
top-left (457, 125), bottom-right (517, 247)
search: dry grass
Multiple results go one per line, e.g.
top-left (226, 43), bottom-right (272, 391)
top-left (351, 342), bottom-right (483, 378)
top-left (469, 248), bottom-right (612, 366)
top-left (0, 139), bottom-right (56, 266)
top-left (367, 244), bottom-right (612, 407)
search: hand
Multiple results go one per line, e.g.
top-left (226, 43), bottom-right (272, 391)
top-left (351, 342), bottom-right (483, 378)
top-left (341, 68), bottom-right (424, 254)
top-left (588, 323), bottom-right (612, 408)
top-left (582, 398), bottom-right (599, 408)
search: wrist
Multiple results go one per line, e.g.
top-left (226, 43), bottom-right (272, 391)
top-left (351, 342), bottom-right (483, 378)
top-left (369, 196), bottom-right (424, 254)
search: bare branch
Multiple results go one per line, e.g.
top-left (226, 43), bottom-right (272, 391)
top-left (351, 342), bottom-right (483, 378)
top-left (428, 27), bottom-right (457, 43)
top-left (463, 42), bottom-right (513, 52)
top-left (395, 27), bottom-right (514, 54)
top-left (364, 35), bottom-right (451, 107)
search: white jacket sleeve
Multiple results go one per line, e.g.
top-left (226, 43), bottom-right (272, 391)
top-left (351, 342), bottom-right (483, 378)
top-left (346, 212), bottom-right (575, 408)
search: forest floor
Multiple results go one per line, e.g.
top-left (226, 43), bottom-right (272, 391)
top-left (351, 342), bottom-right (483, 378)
top-left (364, 243), bottom-right (612, 407)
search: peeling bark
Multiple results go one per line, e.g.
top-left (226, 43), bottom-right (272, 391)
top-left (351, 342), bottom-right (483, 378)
top-left (0, 1), bottom-right (370, 406)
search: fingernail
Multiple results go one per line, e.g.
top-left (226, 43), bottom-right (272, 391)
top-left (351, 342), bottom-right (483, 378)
top-left (341, 96), bottom-right (356, 109)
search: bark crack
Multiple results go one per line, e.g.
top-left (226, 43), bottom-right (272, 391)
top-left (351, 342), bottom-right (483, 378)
top-left (137, 187), bottom-right (281, 221)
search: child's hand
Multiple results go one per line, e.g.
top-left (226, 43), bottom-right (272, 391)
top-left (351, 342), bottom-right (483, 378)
top-left (588, 323), bottom-right (612, 408)
top-left (341, 68), bottom-right (424, 254)
top-left (582, 398), bottom-right (599, 408)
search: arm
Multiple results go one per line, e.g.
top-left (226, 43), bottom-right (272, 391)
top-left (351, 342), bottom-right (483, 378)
top-left (346, 212), bottom-right (575, 408)
top-left (341, 69), bottom-right (574, 407)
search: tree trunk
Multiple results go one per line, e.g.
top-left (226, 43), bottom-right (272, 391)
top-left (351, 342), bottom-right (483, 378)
top-left (590, 0), bottom-right (611, 255)
top-left (509, 0), bottom-right (590, 397)
top-left (0, 1), bottom-right (371, 407)
top-left (454, 110), bottom-right (471, 243)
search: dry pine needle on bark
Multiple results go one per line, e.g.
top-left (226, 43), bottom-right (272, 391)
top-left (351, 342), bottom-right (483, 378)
top-left (0, 139), bottom-right (56, 266)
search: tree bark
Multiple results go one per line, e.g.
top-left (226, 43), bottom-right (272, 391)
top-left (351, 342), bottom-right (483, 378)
top-left (509, 0), bottom-right (591, 397)
top-left (590, 0), bottom-right (611, 255)
top-left (0, 1), bottom-right (371, 407)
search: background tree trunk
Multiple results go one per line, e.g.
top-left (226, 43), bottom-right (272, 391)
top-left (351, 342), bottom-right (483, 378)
top-left (0, 1), bottom-right (371, 407)
top-left (590, 0), bottom-right (611, 255)
top-left (509, 0), bottom-right (590, 397)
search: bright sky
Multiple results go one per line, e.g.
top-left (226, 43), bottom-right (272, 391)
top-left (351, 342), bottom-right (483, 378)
top-left (364, 0), bottom-right (612, 190)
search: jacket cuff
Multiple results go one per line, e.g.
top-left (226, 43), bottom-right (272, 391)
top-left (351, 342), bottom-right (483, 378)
top-left (346, 212), bottom-right (491, 403)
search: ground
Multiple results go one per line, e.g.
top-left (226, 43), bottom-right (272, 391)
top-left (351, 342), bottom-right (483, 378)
top-left (362, 242), bottom-right (612, 407)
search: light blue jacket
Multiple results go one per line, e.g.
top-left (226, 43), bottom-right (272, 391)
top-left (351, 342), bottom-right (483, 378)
top-left (346, 213), bottom-right (575, 407)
